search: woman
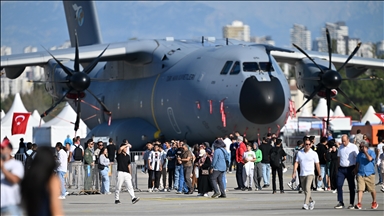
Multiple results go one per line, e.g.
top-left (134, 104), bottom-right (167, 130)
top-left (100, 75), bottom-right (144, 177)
top-left (192, 144), bottom-right (200, 191)
top-left (98, 147), bottom-right (111, 194)
top-left (20, 146), bottom-right (63, 216)
top-left (197, 149), bottom-right (213, 197)
top-left (328, 140), bottom-right (338, 193)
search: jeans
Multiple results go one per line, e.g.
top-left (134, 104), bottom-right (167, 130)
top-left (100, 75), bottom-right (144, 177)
top-left (317, 164), bottom-right (328, 188)
top-left (57, 171), bottom-right (67, 196)
top-left (261, 163), bottom-right (271, 185)
top-left (210, 170), bottom-right (225, 196)
top-left (222, 172), bottom-right (227, 190)
top-left (337, 166), bottom-right (356, 205)
top-left (1, 205), bottom-right (22, 216)
top-left (175, 165), bottom-right (188, 192)
top-left (378, 162), bottom-right (382, 183)
top-left (100, 167), bottom-right (110, 193)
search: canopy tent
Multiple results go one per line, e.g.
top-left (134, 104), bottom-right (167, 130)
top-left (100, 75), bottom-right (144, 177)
top-left (299, 107), bottom-right (313, 117)
top-left (361, 105), bottom-right (381, 124)
top-left (333, 106), bottom-right (345, 117)
top-left (32, 110), bottom-right (45, 125)
top-left (312, 98), bottom-right (334, 117)
top-left (33, 102), bottom-right (89, 147)
top-left (1, 109), bottom-right (5, 119)
top-left (0, 93), bottom-right (40, 155)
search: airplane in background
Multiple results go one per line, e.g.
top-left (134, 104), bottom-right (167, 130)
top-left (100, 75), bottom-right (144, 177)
top-left (1, 1), bottom-right (383, 150)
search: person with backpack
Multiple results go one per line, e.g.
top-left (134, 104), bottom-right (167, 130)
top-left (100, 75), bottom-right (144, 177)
top-left (269, 138), bottom-right (286, 194)
top-left (69, 137), bottom-right (84, 189)
top-left (210, 139), bottom-right (230, 198)
top-left (23, 142), bottom-right (36, 170)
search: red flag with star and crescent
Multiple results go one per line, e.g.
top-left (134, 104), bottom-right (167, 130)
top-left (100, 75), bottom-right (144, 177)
top-left (11, 112), bottom-right (31, 135)
top-left (375, 113), bottom-right (384, 123)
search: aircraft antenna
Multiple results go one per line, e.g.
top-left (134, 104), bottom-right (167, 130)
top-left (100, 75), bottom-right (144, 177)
top-left (201, 36), bottom-right (204, 46)
top-left (226, 38), bottom-right (228, 46)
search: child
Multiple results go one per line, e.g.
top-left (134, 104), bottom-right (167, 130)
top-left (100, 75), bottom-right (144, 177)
top-left (243, 144), bottom-right (256, 191)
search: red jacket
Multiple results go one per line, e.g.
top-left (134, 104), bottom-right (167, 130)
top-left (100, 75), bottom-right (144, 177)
top-left (236, 142), bottom-right (247, 163)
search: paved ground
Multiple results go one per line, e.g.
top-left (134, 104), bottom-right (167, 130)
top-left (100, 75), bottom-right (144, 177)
top-left (63, 171), bottom-right (384, 216)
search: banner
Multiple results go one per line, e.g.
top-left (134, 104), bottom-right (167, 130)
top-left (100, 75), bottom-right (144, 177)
top-left (375, 113), bottom-right (384, 122)
top-left (11, 112), bottom-right (31, 135)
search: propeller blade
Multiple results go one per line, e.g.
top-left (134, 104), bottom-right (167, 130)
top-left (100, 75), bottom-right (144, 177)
top-left (301, 77), bottom-right (321, 81)
top-left (326, 28), bottom-right (332, 70)
top-left (74, 30), bottom-right (80, 72)
top-left (292, 43), bottom-right (326, 74)
top-left (83, 45), bottom-right (110, 74)
top-left (296, 84), bottom-right (324, 113)
top-left (86, 89), bottom-right (112, 115)
top-left (27, 80), bottom-right (69, 83)
top-left (42, 46), bottom-right (73, 76)
top-left (325, 89), bottom-right (332, 133)
top-left (337, 42), bottom-right (362, 72)
top-left (40, 88), bottom-right (72, 118)
top-left (74, 93), bottom-right (81, 132)
top-left (336, 87), bottom-right (361, 113)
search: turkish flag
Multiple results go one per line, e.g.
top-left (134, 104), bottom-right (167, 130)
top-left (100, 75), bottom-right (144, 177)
top-left (11, 112), bottom-right (31, 135)
top-left (375, 113), bottom-right (384, 122)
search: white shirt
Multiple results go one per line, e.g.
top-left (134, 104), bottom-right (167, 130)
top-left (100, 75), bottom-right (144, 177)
top-left (69, 144), bottom-right (84, 162)
top-left (377, 142), bottom-right (384, 158)
top-left (57, 149), bottom-right (68, 172)
top-left (296, 149), bottom-right (319, 176)
top-left (223, 138), bottom-right (232, 153)
top-left (337, 142), bottom-right (359, 167)
top-left (148, 151), bottom-right (162, 171)
top-left (1, 159), bottom-right (24, 207)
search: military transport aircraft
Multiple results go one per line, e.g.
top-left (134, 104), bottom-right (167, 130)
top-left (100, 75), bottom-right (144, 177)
top-left (1, 1), bottom-right (383, 150)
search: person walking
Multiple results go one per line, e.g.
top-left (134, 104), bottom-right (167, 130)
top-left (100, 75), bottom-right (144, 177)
top-left (114, 143), bottom-right (140, 204)
top-left (269, 139), bottom-right (286, 194)
top-left (98, 147), bottom-right (111, 194)
top-left (292, 139), bottom-right (321, 210)
top-left (259, 137), bottom-right (273, 188)
top-left (354, 141), bottom-right (378, 209)
top-left (211, 139), bottom-right (229, 198)
top-left (334, 135), bottom-right (359, 209)
top-left (55, 142), bottom-right (68, 199)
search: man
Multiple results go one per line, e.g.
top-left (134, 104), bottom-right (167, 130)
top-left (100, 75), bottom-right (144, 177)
top-left (234, 136), bottom-right (247, 190)
top-left (354, 129), bottom-right (364, 146)
top-left (69, 136), bottom-right (84, 189)
top-left (114, 143), bottom-right (140, 204)
top-left (253, 142), bottom-right (263, 191)
top-left (229, 138), bottom-right (238, 173)
top-left (211, 139), bottom-right (229, 198)
top-left (94, 141), bottom-right (104, 191)
top-left (64, 135), bottom-right (73, 151)
top-left (142, 142), bottom-right (153, 174)
top-left (56, 142), bottom-right (68, 199)
top-left (106, 138), bottom-right (117, 164)
top-left (292, 139), bottom-right (321, 210)
top-left (375, 138), bottom-right (384, 185)
top-left (334, 134), bottom-right (359, 209)
top-left (160, 142), bottom-right (170, 191)
top-left (84, 139), bottom-right (94, 191)
top-left (179, 143), bottom-right (193, 194)
top-left (259, 136), bottom-right (273, 188)
top-left (175, 141), bottom-right (188, 194)
top-left (354, 141), bottom-right (378, 209)
top-left (23, 142), bottom-right (36, 170)
top-left (315, 137), bottom-right (328, 191)
top-left (166, 142), bottom-right (177, 191)
top-left (269, 138), bottom-right (286, 194)
top-left (16, 138), bottom-right (26, 154)
top-left (1, 137), bottom-right (24, 215)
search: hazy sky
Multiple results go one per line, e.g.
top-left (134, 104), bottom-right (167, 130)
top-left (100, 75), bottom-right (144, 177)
top-left (1, 1), bottom-right (383, 54)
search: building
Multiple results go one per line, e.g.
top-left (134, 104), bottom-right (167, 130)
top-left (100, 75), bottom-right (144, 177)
top-left (222, 20), bottom-right (250, 42)
top-left (250, 36), bottom-right (275, 46)
top-left (376, 40), bottom-right (384, 58)
top-left (290, 24), bottom-right (311, 50)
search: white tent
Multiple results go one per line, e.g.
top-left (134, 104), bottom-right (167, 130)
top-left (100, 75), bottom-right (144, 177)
top-left (313, 98), bottom-right (334, 117)
top-left (333, 105), bottom-right (345, 117)
top-left (299, 107), bottom-right (313, 117)
top-left (1, 110), bottom-right (5, 119)
top-left (33, 102), bottom-right (89, 147)
top-left (0, 93), bottom-right (40, 155)
top-left (361, 106), bottom-right (381, 124)
top-left (32, 110), bottom-right (45, 125)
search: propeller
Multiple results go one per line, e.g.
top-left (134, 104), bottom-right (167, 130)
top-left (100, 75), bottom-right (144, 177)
top-left (40, 31), bottom-right (112, 132)
top-left (294, 28), bottom-right (362, 134)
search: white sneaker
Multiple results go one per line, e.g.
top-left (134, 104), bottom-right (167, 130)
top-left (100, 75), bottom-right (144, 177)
top-left (332, 189), bottom-right (337, 193)
top-left (58, 196), bottom-right (66, 200)
top-left (287, 182), bottom-right (293, 189)
top-left (148, 188), bottom-right (153, 193)
top-left (381, 188), bottom-right (384, 193)
top-left (64, 192), bottom-right (69, 196)
top-left (309, 200), bottom-right (315, 210)
top-left (203, 193), bottom-right (209, 197)
top-left (283, 168), bottom-right (287, 173)
top-left (302, 204), bottom-right (309, 210)
top-left (317, 187), bottom-right (324, 191)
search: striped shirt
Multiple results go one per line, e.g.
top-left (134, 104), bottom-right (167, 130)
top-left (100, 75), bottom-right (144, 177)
top-left (148, 150), bottom-right (162, 171)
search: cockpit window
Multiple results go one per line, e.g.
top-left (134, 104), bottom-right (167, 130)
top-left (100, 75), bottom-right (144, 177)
top-left (220, 61), bottom-right (233, 75)
top-left (230, 61), bottom-right (240, 75)
top-left (243, 62), bottom-right (274, 72)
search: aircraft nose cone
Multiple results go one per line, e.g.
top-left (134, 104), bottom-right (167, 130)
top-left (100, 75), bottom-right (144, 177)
top-left (239, 76), bottom-right (286, 124)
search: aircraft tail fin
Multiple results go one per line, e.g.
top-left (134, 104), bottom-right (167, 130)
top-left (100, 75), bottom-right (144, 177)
top-left (63, 1), bottom-right (103, 47)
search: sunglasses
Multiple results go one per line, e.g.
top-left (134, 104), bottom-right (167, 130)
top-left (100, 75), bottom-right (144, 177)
top-left (305, 144), bottom-right (311, 146)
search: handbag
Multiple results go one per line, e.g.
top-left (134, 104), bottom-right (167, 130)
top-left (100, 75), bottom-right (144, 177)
top-left (201, 169), bottom-right (209, 175)
top-left (98, 163), bottom-right (105, 170)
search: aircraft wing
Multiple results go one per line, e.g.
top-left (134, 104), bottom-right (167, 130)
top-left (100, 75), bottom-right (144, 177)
top-left (1, 40), bottom-right (159, 78)
top-left (271, 49), bottom-right (384, 78)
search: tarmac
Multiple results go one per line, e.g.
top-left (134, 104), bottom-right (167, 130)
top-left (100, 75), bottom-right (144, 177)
top-left (63, 170), bottom-right (384, 216)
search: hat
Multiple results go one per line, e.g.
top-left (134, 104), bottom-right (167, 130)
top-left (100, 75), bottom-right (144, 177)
top-left (199, 149), bottom-right (206, 157)
top-left (206, 147), bottom-right (212, 155)
top-left (359, 140), bottom-right (369, 148)
top-left (237, 136), bottom-right (243, 141)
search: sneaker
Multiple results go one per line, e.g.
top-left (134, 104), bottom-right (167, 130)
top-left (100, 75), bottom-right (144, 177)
top-left (317, 187), bottom-right (324, 191)
top-left (211, 193), bottom-right (220, 198)
top-left (302, 204), bottom-right (309, 210)
top-left (371, 202), bottom-right (379, 209)
top-left (287, 182), bottom-right (293, 189)
top-left (175, 191), bottom-right (182, 194)
top-left (258, 187), bottom-right (262, 191)
top-left (375, 182), bottom-right (383, 186)
top-left (354, 203), bottom-right (362, 209)
top-left (381, 188), bottom-right (384, 193)
top-left (58, 196), bottom-right (66, 200)
top-left (115, 200), bottom-right (121, 204)
top-left (229, 171), bottom-right (232, 173)
top-left (255, 187), bottom-right (259, 191)
top-left (283, 168), bottom-right (287, 173)
top-left (65, 192), bottom-right (69, 196)
top-left (280, 190), bottom-right (284, 194)
top-left (197, 193), bottom-right (203, 196)
top-left (347, 205), bottom-right (355, 209)
top-left (106, 192), bottom-right (111, 195)
top-left (262, 184), bottom-right (269, 188)
top-left (203, 193), bottom-right (209, 197)
top-left (241, 187), bottom-right (246, 191)
top-left (234, 187), bottom-right (241, 190)
top-left (309, 200), bottom-right (315, 210)
top-left (148, 188), bottom-right (153, 193)
top-left (272, 190), bottom-right (276, 194)
top-left (154, 188), bottom-right (159, 192)
top-left (132, 197), bottom-right (140, 204)
top-left (248, 187), bottom-right (252, 191)
top-left (332, 189), bottom-right (337, 194)
top-left (218, 195), bottom-right (226, 198)
top-left (334, 202), bottom-right (344, 209)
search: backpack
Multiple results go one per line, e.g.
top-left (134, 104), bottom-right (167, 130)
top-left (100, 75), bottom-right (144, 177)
top-left (24, 151), bottom-right (36, 170)
top-left (270, 148), bottom-right (282, 168)
top-left (73, 145), bottom-right (83, 161)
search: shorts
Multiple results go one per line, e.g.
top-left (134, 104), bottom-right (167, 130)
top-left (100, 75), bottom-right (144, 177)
top-left (357, 175), bottom-right (375, 192)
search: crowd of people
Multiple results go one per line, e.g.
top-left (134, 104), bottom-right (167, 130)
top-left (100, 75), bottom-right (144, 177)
top-left (1, 130), bottom-right (384, 215)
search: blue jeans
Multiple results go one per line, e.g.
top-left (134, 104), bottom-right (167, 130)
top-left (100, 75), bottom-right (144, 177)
top-left (57, 171), bottom-right (66, 197)
top-left (222, 172), bottom-right (227, 190)
top-left (377, 162), bottom-right (382, 183)
top-left (317, 164), bottom-right (328, 188)
top-left (337, 166), bottom-right (356, 205)
top-left (100, 167), bottom-right (110, 193)
top-left (261, 163), bottom-right (271, 185)
top-left (175, 165), bottom-right (188, 192)
top-left (1, 205), bottom-right (22, 216)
